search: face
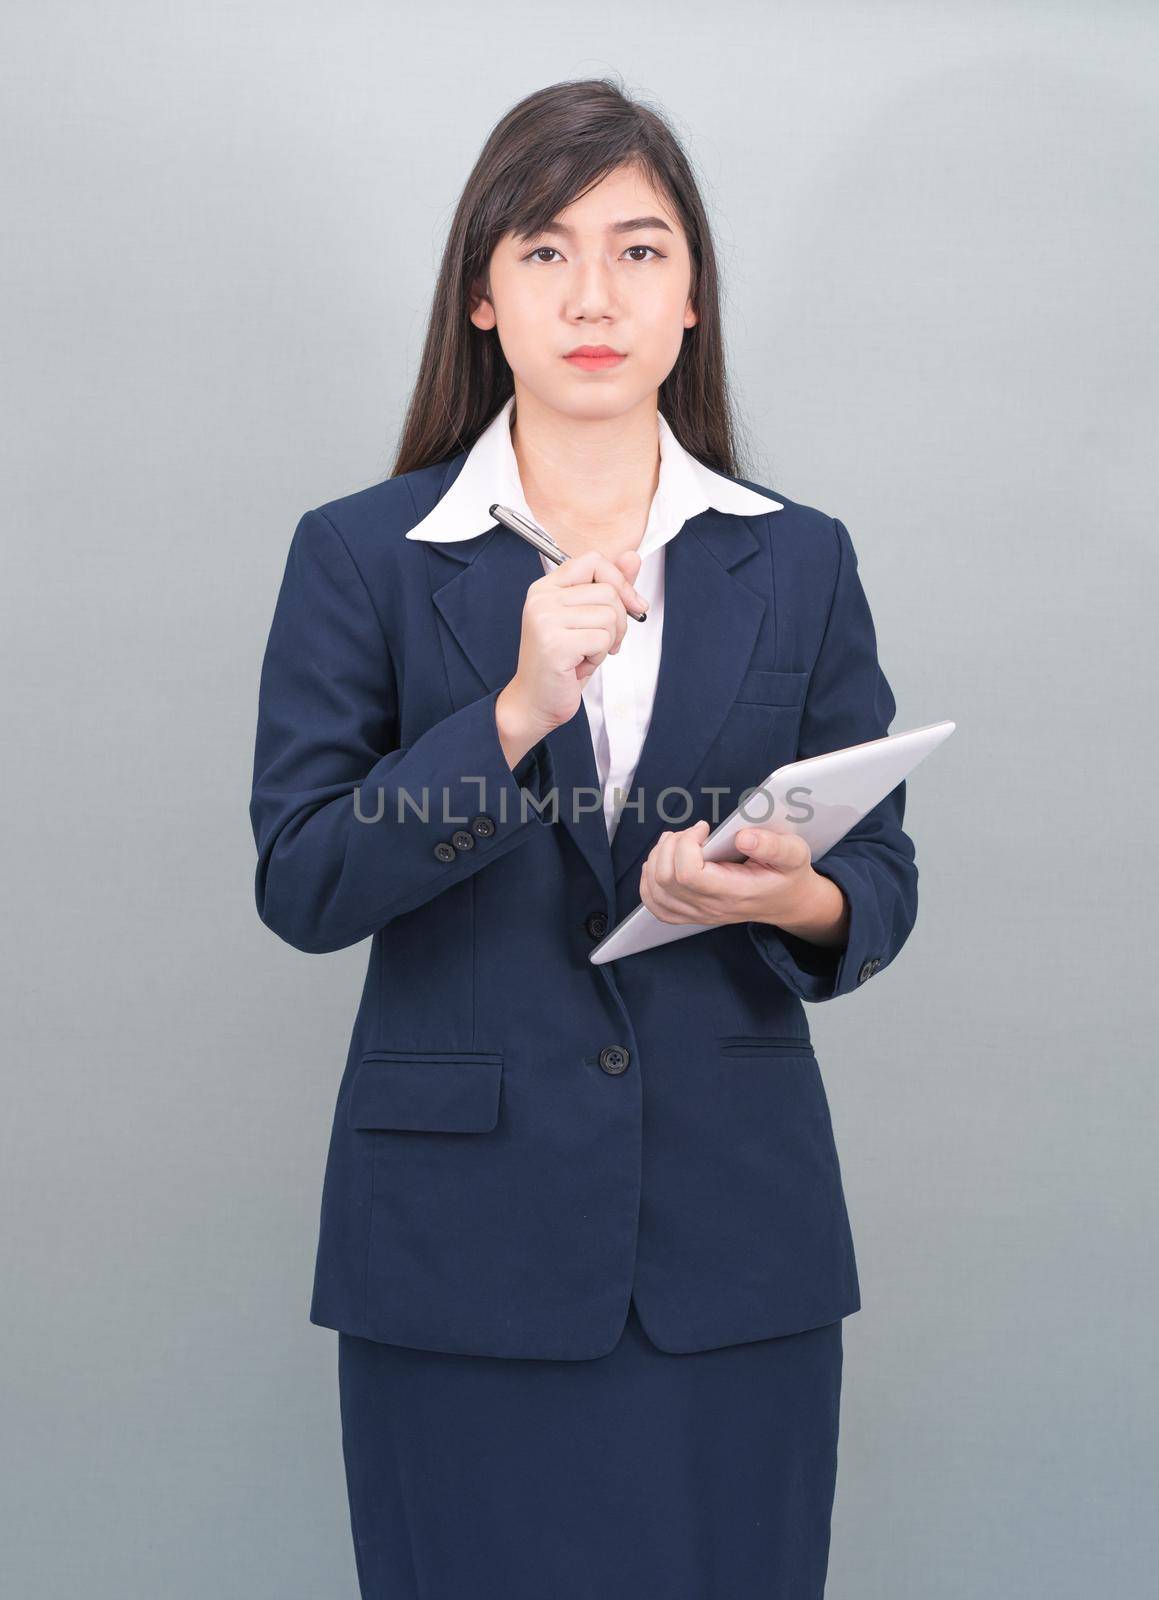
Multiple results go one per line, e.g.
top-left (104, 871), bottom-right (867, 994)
top-left (469, 162), bottom-right (698, 421)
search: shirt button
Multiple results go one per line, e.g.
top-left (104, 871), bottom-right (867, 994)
top-left (470, 813), bottom-right (496, 838)
top-left (450, 829), bottom-right (475, 852)
top-left (585, 911), bottom-right (609, 940)
top-left (433, 840), bottom-right (457, 863)
top-left (598, 1045), bottom-right (630, 1076)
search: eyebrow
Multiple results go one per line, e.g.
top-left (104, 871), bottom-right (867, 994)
top-left (534, 215), bottom-right (674, 238)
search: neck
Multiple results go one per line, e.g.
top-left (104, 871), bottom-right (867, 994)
top-left (509, 386), bottom-right (661, 560)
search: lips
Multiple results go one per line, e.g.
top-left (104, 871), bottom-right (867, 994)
top-left (564, 346), bottom-right (627, 371)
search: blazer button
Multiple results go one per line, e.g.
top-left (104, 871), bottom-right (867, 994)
top-left (451, 829), bottom-right (475, 851)
top-left (470, 813), bottom-right (496, 838)
top-left (433, 840), bottom-right (457, 863)
top-left (598, 1044), bottom-right (630, 1076)
top-left (585, 911), bottom-right (609, 940)
top-left (857, 957), bottom-right (881, 984)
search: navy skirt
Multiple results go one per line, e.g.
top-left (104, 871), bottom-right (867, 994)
top-left (338, 1294), bottom-right (843, 1598)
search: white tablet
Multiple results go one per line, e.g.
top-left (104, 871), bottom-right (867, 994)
top-left (589, 720), bottom-right (955, 965)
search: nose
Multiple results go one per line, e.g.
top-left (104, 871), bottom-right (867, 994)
top-left (564, 252), bottom-right (618, 323)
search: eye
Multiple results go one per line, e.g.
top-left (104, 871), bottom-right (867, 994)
top-left (526, 246), bottom-right (562, 263)
top-left (624, 245), bottom-right (664, 262)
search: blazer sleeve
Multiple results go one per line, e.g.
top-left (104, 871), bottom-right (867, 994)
top-left (744, 516), bottom-right (919, 1001)
top-left (249, 507), bottom-right (557, 954)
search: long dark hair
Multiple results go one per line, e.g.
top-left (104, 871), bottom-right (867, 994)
top-left (390, 76), bottom-right (754, 482)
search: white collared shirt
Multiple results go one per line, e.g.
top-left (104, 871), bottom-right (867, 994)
top-left (405, 394), bottom-right (781, 838)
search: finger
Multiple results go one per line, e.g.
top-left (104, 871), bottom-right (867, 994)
top-left (553, 549), bottom-right (648, 618)
top-left (557, 586), bottom-right (629, 654)
top-left (645, 828), bottom-right (725, 923)
top-left (563, 627), bottom-right (619, 671)
top-left (654, 828), bottom-right (700, 911)
top-left (652, 829), bottom-right (678, 888)
top-left (672, 819), bottom-right (711, 887)
top-left (641, 848), bottom-right (681, 922)
top-left (615, 549), bottom-right (643, 590)
top-left (557, 602), bottom-right (622, 633)
top-left (640, 852), bottom-right (667, 917)
top-left (557, 581), bottom-right (630, 607)
top-left (558, 605), bottom-right (623, 657)
top-left (590, 554), bottom-right (647, 622)
top-left (734, 827), bottom-right (811, 872)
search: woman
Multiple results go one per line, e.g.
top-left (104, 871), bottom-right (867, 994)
top-left (250, 77), bottom-right (919, 1599)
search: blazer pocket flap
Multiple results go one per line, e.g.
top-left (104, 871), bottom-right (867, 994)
top-left (347, 1049), bottom-right (503, 1132)
top-left (734, 668), bottom-right (810, 706)
top-left (718, 1034), bottom-right (815, 1057)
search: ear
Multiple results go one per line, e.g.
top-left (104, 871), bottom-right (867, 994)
top-left (468, 276), bottom-right (496, 331)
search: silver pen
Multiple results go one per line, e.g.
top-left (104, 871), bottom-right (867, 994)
top-left (488, 502), bottom-right (648, 623)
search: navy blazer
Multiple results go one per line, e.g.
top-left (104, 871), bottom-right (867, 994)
top-left (249, 449), bottom-right (919, 1359)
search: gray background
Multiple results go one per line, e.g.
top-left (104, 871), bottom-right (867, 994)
top-left (3, 3), bottom-right (1156, 1595)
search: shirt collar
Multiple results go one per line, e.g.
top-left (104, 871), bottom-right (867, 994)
top-left (404, 394), bottom-right (782, 560)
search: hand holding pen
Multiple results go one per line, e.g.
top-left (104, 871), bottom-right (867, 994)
top-left (490, 504), bottom-right (649, 621)
top-left (488, 501), bottom-right (650, 771)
